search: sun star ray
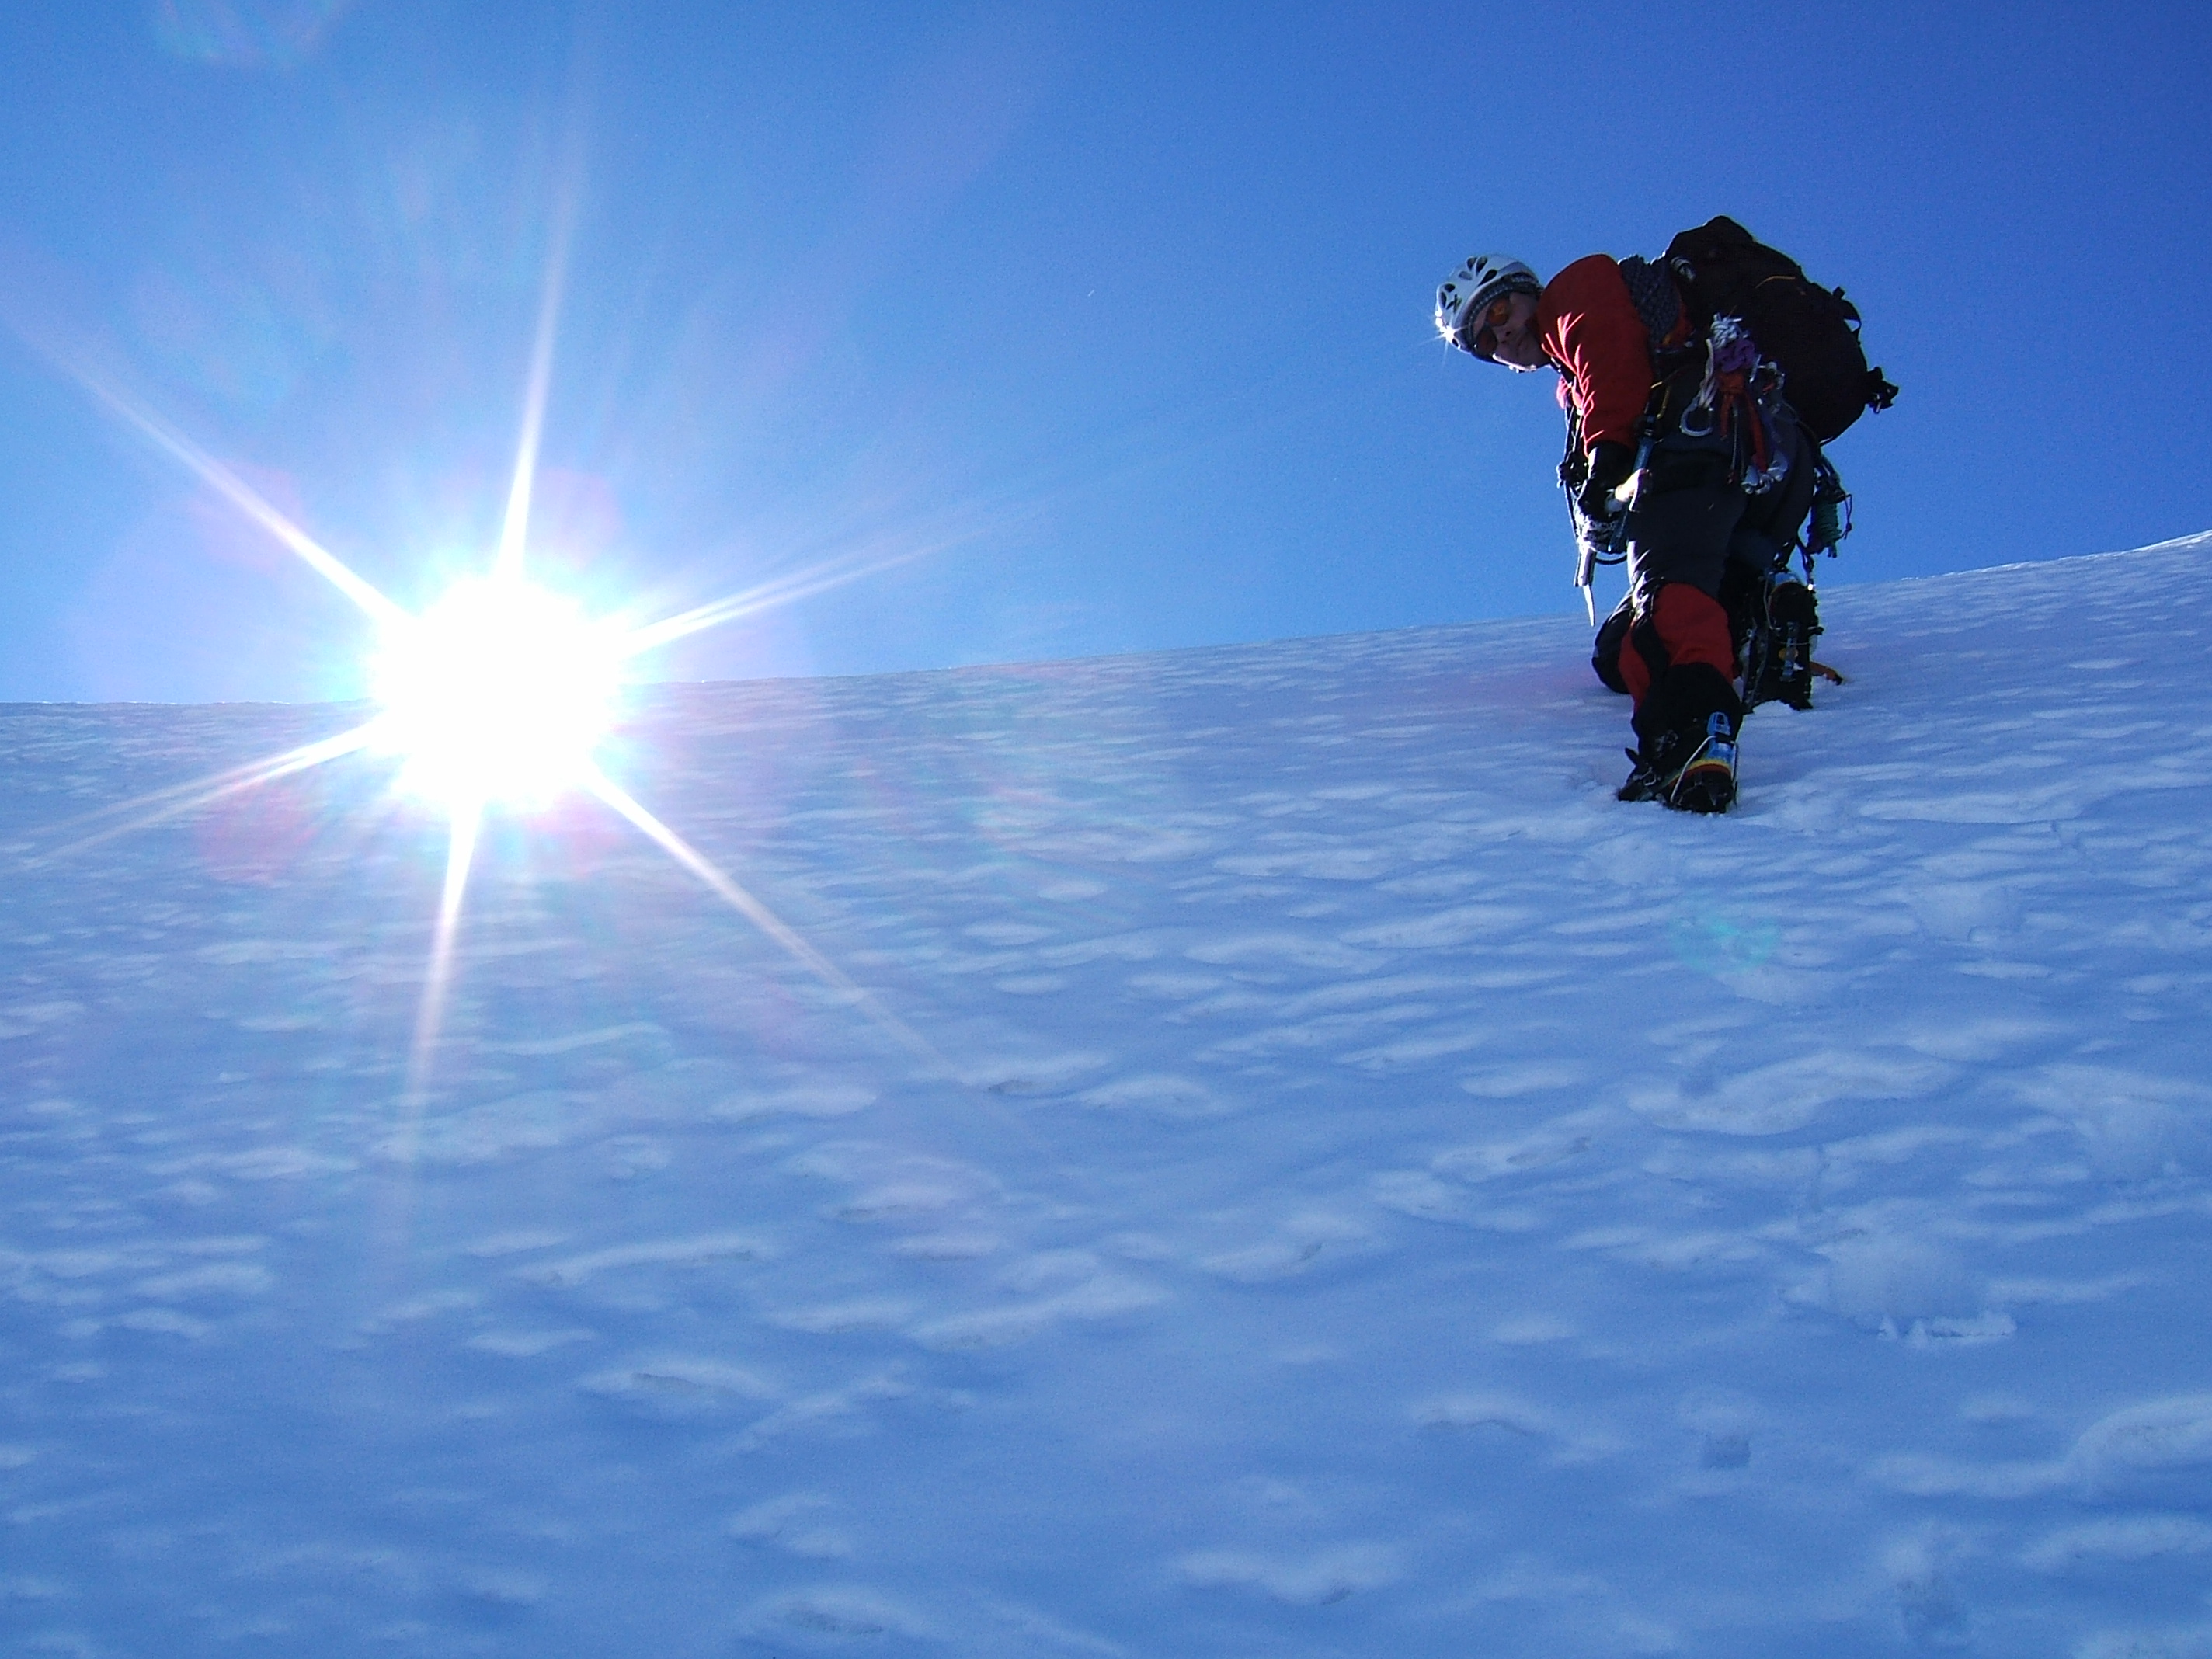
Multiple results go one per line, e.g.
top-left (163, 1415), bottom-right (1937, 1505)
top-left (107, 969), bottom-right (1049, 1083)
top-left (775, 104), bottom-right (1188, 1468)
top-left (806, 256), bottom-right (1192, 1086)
top-left (581, 765), bottom-right (946, 1072)
top-left (398, 800), bottom-right (485, 1118)
top-left (611, 479), bottom-right (1054, 662)
top-left (615, 537), bottom-right (950, 660)
top-left (65, 366), bottom-right (409, 628)
top-left (493, 202), bottom-right (576, 586)
top-left (31, 719), bottom-right (384, 864)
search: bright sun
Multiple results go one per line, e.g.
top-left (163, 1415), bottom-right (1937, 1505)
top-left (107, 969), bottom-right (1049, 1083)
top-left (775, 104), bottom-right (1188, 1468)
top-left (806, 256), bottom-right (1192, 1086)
top-left (53, 272), bottom-right (939, 1103)
top-left (370, 574), bottom-right (621, 809)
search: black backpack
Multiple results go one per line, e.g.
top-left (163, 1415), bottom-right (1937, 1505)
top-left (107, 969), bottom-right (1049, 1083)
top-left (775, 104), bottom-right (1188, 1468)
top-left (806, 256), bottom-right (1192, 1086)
top-left (1663, 217), bottom-right (1898, 444)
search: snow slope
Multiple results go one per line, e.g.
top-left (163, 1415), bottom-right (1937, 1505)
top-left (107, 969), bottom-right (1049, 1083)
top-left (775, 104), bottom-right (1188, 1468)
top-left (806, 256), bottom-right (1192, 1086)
top-left (4, 534), bottom-right (2210, 1658)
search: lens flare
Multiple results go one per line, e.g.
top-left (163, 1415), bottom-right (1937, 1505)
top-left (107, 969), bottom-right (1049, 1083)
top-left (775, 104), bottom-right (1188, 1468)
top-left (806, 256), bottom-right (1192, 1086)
top-left (371, 575), bottom-right (621, 808)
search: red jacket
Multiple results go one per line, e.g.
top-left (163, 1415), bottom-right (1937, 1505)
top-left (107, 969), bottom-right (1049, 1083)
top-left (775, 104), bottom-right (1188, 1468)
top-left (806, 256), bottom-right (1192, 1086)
top-left (1539, 254), bottom-right (1665, 452)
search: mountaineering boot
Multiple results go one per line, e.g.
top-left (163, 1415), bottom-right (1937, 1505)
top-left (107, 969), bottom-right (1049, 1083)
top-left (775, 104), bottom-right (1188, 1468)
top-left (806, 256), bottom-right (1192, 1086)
top-left (1668, 711), bottom-right (1738, 814)
top-left (1615, 711), bottom-right (1738, 812)
top-left (1751, 580), bottom-right (1821, 711)
top-left (1621, 661), bottom-right (1743, 809)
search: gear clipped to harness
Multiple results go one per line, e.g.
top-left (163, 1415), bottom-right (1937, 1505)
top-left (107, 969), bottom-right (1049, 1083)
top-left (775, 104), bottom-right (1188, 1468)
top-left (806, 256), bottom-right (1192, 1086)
top-left (1802, 449), bottom-right (1853, 565)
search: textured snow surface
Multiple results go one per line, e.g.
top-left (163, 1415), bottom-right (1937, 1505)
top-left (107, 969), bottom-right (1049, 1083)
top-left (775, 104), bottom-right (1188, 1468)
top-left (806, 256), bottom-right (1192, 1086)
top-left (3, 535), bottom-right (2210, 1657)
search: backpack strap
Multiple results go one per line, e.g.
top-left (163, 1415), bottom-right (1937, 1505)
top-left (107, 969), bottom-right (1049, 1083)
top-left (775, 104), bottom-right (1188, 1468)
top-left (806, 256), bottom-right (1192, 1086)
top-left (1616, 256), bottom-right (1685, 350)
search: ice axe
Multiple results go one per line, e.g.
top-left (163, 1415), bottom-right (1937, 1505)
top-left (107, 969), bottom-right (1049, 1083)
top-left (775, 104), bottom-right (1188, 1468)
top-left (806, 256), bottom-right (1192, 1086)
top-left (1574, 430), bottom-right (1655, 627)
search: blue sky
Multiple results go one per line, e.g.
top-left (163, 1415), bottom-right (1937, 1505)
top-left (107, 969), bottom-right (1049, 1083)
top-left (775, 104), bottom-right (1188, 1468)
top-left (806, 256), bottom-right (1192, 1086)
top-left (0, 0), bottom-right (2205, 704)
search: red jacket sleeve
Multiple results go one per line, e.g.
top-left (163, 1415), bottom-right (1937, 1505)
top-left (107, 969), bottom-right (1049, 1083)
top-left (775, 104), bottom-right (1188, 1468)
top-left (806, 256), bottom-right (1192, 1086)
top-left (1539, 255), bottom-right (1654, 452)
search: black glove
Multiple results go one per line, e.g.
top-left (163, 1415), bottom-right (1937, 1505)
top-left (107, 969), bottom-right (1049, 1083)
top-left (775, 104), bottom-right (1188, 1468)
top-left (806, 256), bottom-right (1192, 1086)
top-left (1576, 440), bottom-right (1636, 521)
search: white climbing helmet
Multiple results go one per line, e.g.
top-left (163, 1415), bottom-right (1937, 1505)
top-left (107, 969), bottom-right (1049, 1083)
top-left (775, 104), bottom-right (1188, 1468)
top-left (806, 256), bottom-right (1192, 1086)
top-left (1435, 254), bottom-right (1540, 353)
